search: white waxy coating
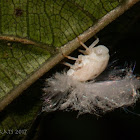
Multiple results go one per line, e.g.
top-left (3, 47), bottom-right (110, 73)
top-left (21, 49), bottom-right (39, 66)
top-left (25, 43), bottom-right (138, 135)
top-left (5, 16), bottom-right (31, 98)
top-left (67, 44), bottom-right (110, 82)
top-left (43, 38), bottom-right (140, 115)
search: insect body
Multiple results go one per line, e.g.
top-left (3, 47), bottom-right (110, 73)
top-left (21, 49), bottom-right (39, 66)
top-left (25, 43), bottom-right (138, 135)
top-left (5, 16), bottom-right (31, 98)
top-left (43, 37), bottom-right (140, 115)
top-left (67, 38), bottom-right (110, 81)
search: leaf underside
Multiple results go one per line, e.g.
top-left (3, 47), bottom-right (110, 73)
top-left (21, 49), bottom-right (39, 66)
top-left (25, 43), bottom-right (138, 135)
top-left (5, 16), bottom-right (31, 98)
top-left (0, 0), bottom-right (139, 139)
top-left (0, 0), bottom-right (120, 111)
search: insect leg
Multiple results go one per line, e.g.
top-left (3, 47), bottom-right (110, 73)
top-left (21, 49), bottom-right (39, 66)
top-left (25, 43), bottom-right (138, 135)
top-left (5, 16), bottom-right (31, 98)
top-left (89, 38), bottom-right (99, 49)
top-left (62, 51), bottom-right (78, 61)
top-left (77, 37), bottom-right (89, 50)
top-left (78, 49), bottom-right (87, 55)
top-left (62, 62), bottom-right (74, 68)
top-left (63, 55), bottom-right (78, 61)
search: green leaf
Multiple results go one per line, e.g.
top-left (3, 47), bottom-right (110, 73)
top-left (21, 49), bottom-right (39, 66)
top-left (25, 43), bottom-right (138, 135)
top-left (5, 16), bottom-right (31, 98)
top-left (0, 0), bottom-right (120, 47)
top-left (0, 0), bottom-right (139, 139)
top-left (0, 41), bottom-right (50, 97)
top-left (0, 0), bottom-right (124, 111)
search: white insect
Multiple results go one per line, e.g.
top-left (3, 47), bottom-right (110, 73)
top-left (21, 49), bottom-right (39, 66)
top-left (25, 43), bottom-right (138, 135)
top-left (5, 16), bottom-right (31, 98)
top-left (43, 37), bottom-right (140, 115)
top-left (66, 38), bottom-right (109, 81)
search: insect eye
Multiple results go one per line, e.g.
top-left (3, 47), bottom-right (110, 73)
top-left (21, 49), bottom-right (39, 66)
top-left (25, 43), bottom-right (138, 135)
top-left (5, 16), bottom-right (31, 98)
top-left (95, 48), bottom-right (103, 55)
top-left (94, 45), bottom-right (109, 55)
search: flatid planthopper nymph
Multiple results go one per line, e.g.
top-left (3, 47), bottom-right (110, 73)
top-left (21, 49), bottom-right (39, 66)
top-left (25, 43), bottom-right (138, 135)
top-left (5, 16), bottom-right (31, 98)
top-left (42, 37), bottom-right (140, 115)
top-left (67, 37), bottom-right (109, 82)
